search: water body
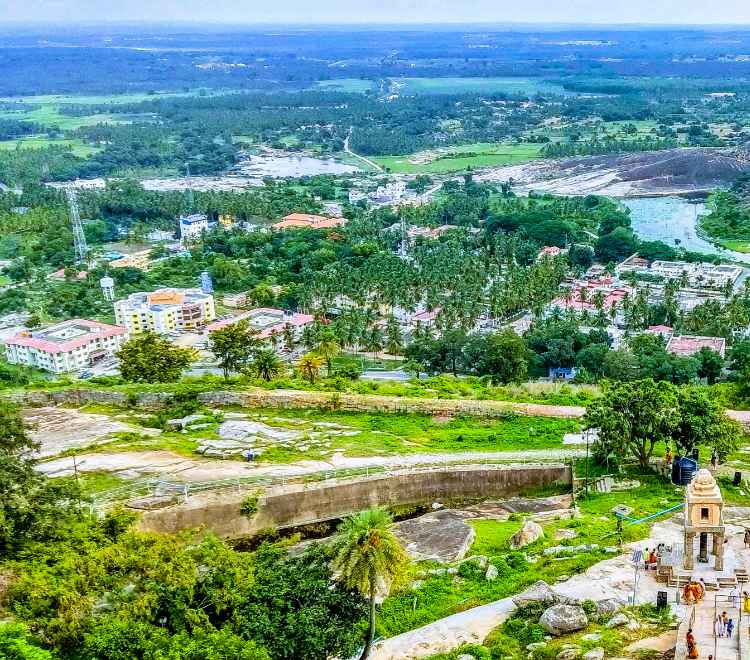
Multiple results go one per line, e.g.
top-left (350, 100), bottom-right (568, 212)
top-left (235, 154), bottom-right (360, 178)
top-left (623, 196), bottom-right (750, 264)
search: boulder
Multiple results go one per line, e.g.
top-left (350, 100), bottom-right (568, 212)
top-left (457, 655), bottom-right (475, 660)
top-left (539, 604), bottom-right (588, 635)
top-left (556, 647), bottom-right (580, 660)
top-left (510, 520), bottom-right (544, 549)
top-left (527, 642), bottom-right (547, 651)
top-left (582, 648), bottom-right (604, 660)
top-left (581, 633), bottom-right (602, 642)
top-left (513, 580), bottom-right (559, 608)
top-left (605, 613), bottom-right (629, 628)
top-left (485, 564), bottom-right (499, 581)
top-left (596, 598), bottom-right (624, 617)
top-left (394, 510), bottom-right (476, 562)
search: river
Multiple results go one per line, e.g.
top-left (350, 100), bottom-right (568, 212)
top-left (622, 196), bottom-right (750, 264)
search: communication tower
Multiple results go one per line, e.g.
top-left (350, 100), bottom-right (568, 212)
top-left (66, 188), bottom-right (88, 264)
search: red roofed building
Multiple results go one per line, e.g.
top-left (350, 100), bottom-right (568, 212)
top-left (537, 246), bottom-right (564, 260)
top-left (206, 308), bottom-right (314, 342)
top-left (272, 213), bottom-right (347, 231)
top-left (666, 335), bottom-right (726, 358)
top-left (647, 325), bottom-right (674, 339)
top-left (4, 319), bottom-right (127, 373)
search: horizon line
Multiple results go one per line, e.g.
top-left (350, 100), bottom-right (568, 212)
top-left (2, 20), bottom-right (750, 29)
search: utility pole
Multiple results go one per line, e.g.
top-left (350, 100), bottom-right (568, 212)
top-left (66, 188), bottom-right (88, 264)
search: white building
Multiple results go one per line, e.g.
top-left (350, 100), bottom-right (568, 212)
top-left (114, 288), bottom-right (216, 335)
top-left (179, 213), bottom-right (210, 244)
top-left (4, 319), bottom-right (127, 374)
top-left (206, 307), bottom-right (314, 342)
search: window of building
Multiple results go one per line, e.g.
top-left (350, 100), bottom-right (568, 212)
top-left (701, 507), bottom-right (709, 521)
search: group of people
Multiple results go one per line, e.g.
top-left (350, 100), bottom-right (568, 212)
top-left (714, 611), bottom-right (735, 638)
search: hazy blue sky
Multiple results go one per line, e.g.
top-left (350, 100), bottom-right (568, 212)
top-left (5, 0), bottom-right (750, 25)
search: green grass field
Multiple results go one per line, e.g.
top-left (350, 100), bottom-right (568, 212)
top-left (0, 136), bottom-right (101, 156)
top-left (396, 77), bottom-right (566, 96)
top-left (314, 79), bottom-right (374, 93)
top-left (373, 142), bottom-right (542, 174)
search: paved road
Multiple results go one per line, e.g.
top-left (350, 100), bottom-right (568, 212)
top-left (344, 127), bottom-right (384, 172)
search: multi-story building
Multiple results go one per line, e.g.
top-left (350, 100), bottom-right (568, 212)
top-left (4, 319), bottom-right (127, 374)
top-left (114, 288), bottom-right (216, 335)
top-left (179, 213), bottom-right (210, 244)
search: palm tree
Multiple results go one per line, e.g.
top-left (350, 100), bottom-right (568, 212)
top-left (333, 508), bottom-right (409, 660)
top-left (253, 349), bottom-right (283, 381)
top-left (298, 353), bottom-right (323, 384)
top-left (316, 331), bottom-right (341, 375)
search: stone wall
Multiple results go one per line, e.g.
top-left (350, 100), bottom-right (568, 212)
top-left (4, 386), bottom-right (586, 418)
top-left (137, 464), bottom-right (572, 539)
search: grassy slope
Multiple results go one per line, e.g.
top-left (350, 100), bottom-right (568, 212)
top-left (73, 403), bottom-right (580, 465)
top-left (377, 471), bottom-right (680, 637)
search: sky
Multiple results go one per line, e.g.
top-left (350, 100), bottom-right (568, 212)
top-left (4, 0), bottom-right (750, 26)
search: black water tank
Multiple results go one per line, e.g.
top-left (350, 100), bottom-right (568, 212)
top-left (672, 456), bottom-right (699, 486)
top-left (657, 591), bottom-right (668, 610)
top-left (734, 471), bottom-right (743, 486)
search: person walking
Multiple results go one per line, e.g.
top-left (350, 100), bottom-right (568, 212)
top-left (744, 529), bottom-right (750, 549)
top-left (721, 611), bottom-right (729, 637)
top-left (715, 613), bottom-right (724, 638)
top-left (727, 618), bottom-right (735, 639)
top-left (687, 628), bottom-right (699, 659)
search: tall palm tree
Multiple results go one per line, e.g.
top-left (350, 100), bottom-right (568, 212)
top-left (253, 348), bottom-right (283, 382)
top-left (316, 331), bottom-right (341, 375)
top-left (298, 353), bottom-right (323, 384)
top-left (333, 508), bottom-right (409, 660)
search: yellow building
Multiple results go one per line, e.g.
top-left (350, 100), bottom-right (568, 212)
top-left (114, 288), bottom-right (216, 335)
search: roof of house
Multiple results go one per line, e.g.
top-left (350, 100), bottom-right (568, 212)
top-left (6, 319), bottom-right (126, 354)
top-left (647, 324), bottom-right (674, 334)
top-left (665, 335), bottom-right (726, 357)
top-left (206, 308), bottom-right (314, 337)
top-left (272, 213), bottom-right (347, 230)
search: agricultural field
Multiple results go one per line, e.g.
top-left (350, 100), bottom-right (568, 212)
top-left (0, 136), bottom-right (101, 156)
top-left (373, 142), bottom-right (542, 174)
top-left (395, 77), bottom-right (567, 96)
top-left (314, 78), bottom-right (375, 93)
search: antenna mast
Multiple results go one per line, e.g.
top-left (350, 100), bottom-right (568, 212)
top-left (66, 188), bottom-right (88, 264)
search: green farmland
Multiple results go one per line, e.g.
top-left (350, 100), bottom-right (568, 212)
top-left (395, 77), bottom-right (566, 96)
top-left (373, 142), bottom-right (542, 174)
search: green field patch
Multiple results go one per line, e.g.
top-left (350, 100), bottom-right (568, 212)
top-left (374, 142), bottom-right (542, 174)
top-left (0, 136), bottom-right (101, 156)
top-left (396, 77), bottom-right (566, 96)
top-left (313, 79), bottom-right (375, 93)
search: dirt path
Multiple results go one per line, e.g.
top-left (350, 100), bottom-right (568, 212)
top-left (38, 447), bottom-right (585, 482)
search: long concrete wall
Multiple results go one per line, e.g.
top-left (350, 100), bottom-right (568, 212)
top-left (137, 464), bottom-right (572, 539)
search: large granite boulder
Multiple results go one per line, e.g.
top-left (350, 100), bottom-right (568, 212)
top-left (539, 604), bottom-right (588, 635)
top-left (512, 580), bottom-right (558, 608)
top-left (394, 510), bottom-right (475, 562)
top-left (510, 520), bottom-right (544, 549)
